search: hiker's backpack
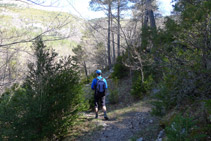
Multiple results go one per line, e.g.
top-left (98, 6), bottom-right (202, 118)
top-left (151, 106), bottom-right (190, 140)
top-left (96, 78), bottom-right (106, 94)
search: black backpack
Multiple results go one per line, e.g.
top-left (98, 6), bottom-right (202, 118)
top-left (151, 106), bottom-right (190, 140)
top-left (96, 77), bottom-right (106, 94)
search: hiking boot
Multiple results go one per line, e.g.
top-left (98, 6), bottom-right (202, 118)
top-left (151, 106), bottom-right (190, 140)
top-left (104, 116), bottom-right (109, 120)
top-left (95, 114), bottom-right (98, 119)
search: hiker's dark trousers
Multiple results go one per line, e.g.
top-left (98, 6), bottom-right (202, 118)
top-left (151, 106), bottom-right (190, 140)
top-left (94, 92), bottom-right (106, 109)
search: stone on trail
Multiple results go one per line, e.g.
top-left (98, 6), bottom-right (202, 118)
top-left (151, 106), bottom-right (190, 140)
top-left (156, 129), bottom-right (165, 141)
top-left (136, 137), bottom-right (143, 141)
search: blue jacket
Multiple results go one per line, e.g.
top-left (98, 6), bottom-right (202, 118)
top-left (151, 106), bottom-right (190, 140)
top-left (91, 76), bottom-right (108, 90)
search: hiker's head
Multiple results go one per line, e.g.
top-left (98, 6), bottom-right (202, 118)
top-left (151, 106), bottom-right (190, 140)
top-left (96, 70), bottom-right (102, 76)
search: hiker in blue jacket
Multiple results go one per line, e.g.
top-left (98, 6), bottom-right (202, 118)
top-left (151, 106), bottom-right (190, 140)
top-left (91, 69), bottom-right (109, 120)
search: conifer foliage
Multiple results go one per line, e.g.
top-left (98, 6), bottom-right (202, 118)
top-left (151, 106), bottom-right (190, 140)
top-left (0, 37), bottom-right (87, 140)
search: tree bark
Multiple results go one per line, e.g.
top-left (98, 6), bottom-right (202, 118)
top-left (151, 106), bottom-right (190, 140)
top-left (117, 0), bottom-right (121, 57)
top-left (107, 0), bottom-right (112, 68)
top-left (143, 10), bottom-right (148, 27)
top-left (83, 61), bottom-right (88, 80)
top-left (149, 9), bottom-right (156, 29)
top-left (111, 14), bottom-right (116, 63)
top-left (143, 0), bottom-right (156, 29)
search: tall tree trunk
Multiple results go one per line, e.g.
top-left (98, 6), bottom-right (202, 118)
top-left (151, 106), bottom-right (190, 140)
top-left (117, 0), bottom-right (121, 57)
top-left (141, 0), bottom-right (144, 26)
top-left (144, 0), bottom-right (156, 29)
top-left (143, 9), bottom-right (149, 27)
top-left (149, 9), bottom-right (156, 29)
top-left (83, 61), bottom-right (88, 80)
top-left (143, 0), bottom-right (149, 27)
top-left (112, 32), bottom-right (115, 63)
top-left (107, 0), bottom-right (112, 68)
top-left (111, 14), bottom-right (116, 63)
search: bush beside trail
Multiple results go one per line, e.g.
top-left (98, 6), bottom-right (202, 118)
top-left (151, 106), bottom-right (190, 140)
top-left (0, 37), bottom-right (87, 140)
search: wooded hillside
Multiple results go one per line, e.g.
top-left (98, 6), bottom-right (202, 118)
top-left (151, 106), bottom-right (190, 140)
top-left (0, 0), bottom-right (210, 140)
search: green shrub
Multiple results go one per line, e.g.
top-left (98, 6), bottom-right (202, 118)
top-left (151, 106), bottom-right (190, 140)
top-left (151, 72), bottom-right (180, 116)
top-left (111, 56), bottom-right (129, 79)
top-left (108, 77), bottom-right (119, 104)
top-left (0, 37), bottom-right (87, 140)
top-left (81, 72), bottom-right (96, 84)
top-left (204, 99), bottom-right (211, 121)
top-left (0, 85), bottom-right (29, 140)
top-left (108, 89), bottom-right (119, 104)
top-left (131, 73), bottom-right (153, 99)
top-left (83, 84), bottom-right (95, 111)
top-left (165, 114), bottom-right (206, 141)
top-left (88, 93), bottom-right (95, 110)
top-left (151, 75), bottom-right (177, 116)
top-left (152, 67), bottom-right (211, 116)
top-left (203, 100), bottom-right (211, 136)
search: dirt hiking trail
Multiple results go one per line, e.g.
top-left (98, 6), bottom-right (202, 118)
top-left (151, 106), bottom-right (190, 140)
top-left (64, 100), bottom-right (161, 141)
top-left (64, 70), bottom-right (162, 141)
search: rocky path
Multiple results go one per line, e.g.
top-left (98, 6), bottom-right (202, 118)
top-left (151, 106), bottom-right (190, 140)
top-left (77, 101), bottom-right (160, 141)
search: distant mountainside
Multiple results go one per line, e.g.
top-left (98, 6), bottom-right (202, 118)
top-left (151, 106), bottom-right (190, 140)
top-left (0, 1), bottom-right (87, 56)
top-left (0, 2), bottom-right (89, 92)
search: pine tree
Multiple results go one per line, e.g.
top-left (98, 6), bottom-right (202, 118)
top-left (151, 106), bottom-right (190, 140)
top-left (113, 0), bottom-right (128, 57)
top-left (90, 0), bottom-right (113, 68)
top-left (72, 45), bottom-right (88, 79)
top-left (0, 37), bottom-right (87, 140)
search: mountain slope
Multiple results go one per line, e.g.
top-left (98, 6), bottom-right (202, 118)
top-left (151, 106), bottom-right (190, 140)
top-left (0, 2), bottom-right (86, 56)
